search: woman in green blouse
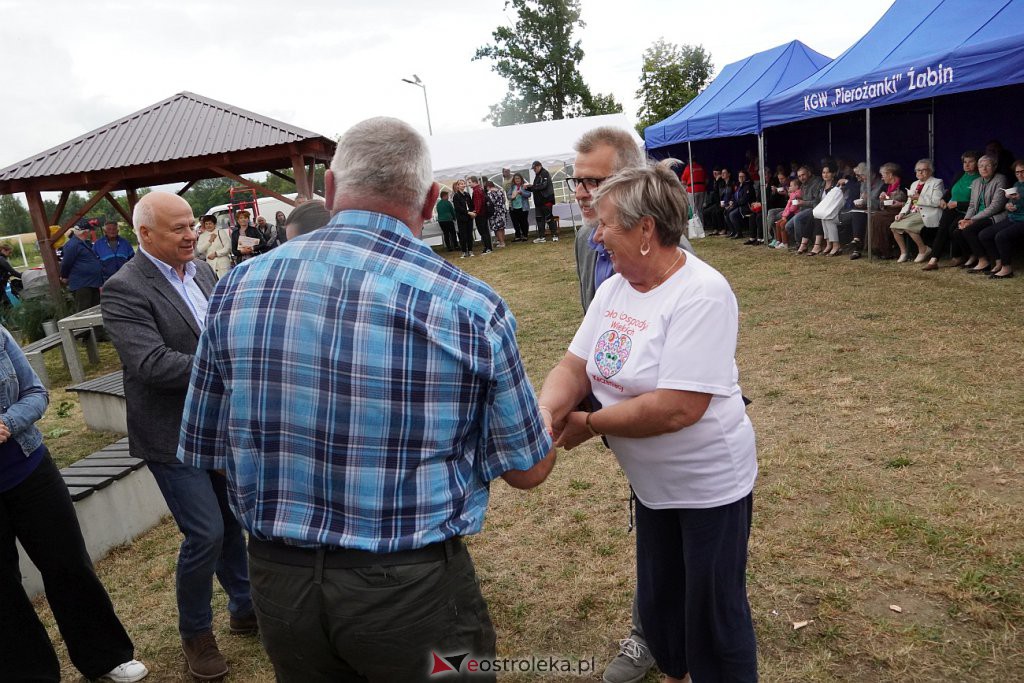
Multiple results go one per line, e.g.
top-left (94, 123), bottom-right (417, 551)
top-left (922, 150), bottom-right (979, 271)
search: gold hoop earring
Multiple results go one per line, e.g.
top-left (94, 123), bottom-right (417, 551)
top-left (640, 239), bottom-right (651, 256)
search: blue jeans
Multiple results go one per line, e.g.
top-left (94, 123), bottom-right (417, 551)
top-left (790, 209), bottom-right (820, 243)
top-left (148, 462), bottom-right (252, 638)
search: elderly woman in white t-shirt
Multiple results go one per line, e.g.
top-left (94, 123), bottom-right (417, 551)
top-left (538, 163), bottom-right (758, 683)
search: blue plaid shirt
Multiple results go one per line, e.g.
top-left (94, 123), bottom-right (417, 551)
top-left (178, 210), bottom-right (551, 552)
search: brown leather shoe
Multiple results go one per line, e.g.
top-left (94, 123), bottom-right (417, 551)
top-left (228, 612), bottom-right (259, 635)
top-left (181, 631), bottom-right (228, 680)
top-left (922, 261), bottom-right (938, 271)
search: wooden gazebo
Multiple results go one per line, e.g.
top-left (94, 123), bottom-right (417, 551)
top-left (0, 91), bottom-right (336, 291)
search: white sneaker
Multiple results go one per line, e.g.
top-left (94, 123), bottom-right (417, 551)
top-left (914, 247), bottom-right (932, 263)
top-left (533, 237), bottom-right (547, 243)
top-left (552, 235), bottom-right (559, 242)
top-left (102, 659), bottom-right (149, 682)
top-left (602, 638), bottom-right (654, 683)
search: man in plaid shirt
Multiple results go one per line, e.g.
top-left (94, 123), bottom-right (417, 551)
top-left (178, 117), bottom-right (556, 681)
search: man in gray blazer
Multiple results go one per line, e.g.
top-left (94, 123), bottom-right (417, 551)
top-left (102, 191), bottom-right (254, 681)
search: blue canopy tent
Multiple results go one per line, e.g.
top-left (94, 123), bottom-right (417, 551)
top-left (758, 0), bottom-right (1024, 257)
top-left (760, 0), bottom-right (1024, 130)
top-left (644, 41), bottom-right (830, 239)
top-left (645, 40), bottom-right (831, 149)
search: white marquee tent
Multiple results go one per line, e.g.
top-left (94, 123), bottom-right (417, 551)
top-left (427, 113), bottom-right (641, 179)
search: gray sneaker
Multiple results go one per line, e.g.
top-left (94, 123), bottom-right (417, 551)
top-left (602, 637), bottom-right (655, 683)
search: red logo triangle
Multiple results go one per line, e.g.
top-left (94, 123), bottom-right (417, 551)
top-left (431, 652), bottom-right (456, 675)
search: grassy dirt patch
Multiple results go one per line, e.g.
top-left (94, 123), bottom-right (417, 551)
top-left (32, 235), bottom-right (1023, 681)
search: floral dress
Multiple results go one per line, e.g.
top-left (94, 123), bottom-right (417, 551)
top-left (487, 188), bottom-right (508, 233)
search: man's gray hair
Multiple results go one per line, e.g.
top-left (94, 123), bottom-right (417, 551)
top-left (131, 201), bottom-right (157, 240)
top-left (330, 117), bottom-right (433, 214)
top-left (573, 127), bottom-right (645, 173)
top-left (591, 160), bottom-right (688, 247)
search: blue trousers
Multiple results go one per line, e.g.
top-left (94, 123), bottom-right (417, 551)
top-left (636, 493), bottom-right (757, 682)
top-left (148, 462), bottom-right (252, 638)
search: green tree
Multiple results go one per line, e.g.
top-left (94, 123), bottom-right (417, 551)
top-left (635, 39), bottom-right (714, 137)
top-left (584, 92), bottom-right (624, 116)
top-left (0, 194), bottom-right (32, 236)
top-left (182, 178), bottom-right (236, 217)
top-left (474, 0), bottom-right (606, 125)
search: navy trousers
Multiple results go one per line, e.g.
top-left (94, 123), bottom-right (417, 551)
top-left (635, 493), bottom-right (758, 682)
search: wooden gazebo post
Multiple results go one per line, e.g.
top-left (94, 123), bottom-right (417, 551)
top-left (24, 191), bottom-right (62, 297)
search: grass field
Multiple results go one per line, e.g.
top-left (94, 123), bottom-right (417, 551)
top-left (32, 233), bottom-right (1023, 681)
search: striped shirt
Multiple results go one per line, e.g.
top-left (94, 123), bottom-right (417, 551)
top-left (138, 247), bottom-right (209, 331)
top-left (178, 210), bottom-right (551, 552)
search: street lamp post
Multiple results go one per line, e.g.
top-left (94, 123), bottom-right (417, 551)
top-left (401, 74), bottom-right (433, 136)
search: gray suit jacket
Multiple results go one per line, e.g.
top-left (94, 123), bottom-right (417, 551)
top-left (101, 254), bottom-right (216, 463)
top-left (965, 173), bottom-right (1009, 223)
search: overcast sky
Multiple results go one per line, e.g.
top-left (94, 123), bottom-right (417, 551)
top-left (0, 0), bottom-right (894, 169)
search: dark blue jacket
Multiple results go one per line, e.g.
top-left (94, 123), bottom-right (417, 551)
top-left (59, 234), bottom-right (104, 291)
top-left (94, 236), bottom-right (135, 281)
top-left (734, 180), bottom-right (755, 210)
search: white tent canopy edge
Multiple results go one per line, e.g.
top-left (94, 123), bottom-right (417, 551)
top-left (427, 113), bottom-right (642, 180)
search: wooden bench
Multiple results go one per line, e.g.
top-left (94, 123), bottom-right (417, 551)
top-left (60, 437), bottom-right (143, 501)
top-left (22, 329), bottom-right (100, 388)
top-left (67, 370), bottom-right (126, 434)
top-left (21, 437), bottom-right (170, 599)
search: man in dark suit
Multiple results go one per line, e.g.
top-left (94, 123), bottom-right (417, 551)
top-left (102, 191), bottom-right (254, 681)
top-left (526, 160), bottom-right (558, 242)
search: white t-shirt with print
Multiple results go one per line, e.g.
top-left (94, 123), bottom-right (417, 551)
top-left (568, 250), bottom-right (757, 509)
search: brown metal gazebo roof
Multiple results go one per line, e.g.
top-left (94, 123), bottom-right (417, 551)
top-left (0, 91), bottom-right (335, 194)
top-left (0, 91), bottom-right (336, 291)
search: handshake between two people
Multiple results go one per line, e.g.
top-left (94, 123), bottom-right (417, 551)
top-left (538, 401), bottom-right (599, 451)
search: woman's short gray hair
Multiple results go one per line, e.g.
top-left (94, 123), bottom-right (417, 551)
top-left (330, 117), bottom-right (433, 214)
top-left (978, 155), bottom-right (996, 167)
top-left (880, 162), bottom-right (902, 177)
top-left (590, 160), bottom-right (688, 247)
top-left (916, 158), bottom-right (934, 173)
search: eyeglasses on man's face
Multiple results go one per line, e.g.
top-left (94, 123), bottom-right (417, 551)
top-left (566, 177), bottom-right (607, 192)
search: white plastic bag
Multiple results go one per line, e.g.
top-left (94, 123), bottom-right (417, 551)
top-left (812, 186), bottom-right (845, 220)
top-left (687, 193), bottom-right (706, 239)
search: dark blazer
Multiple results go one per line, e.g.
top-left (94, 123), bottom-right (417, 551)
top-left (101, 253), bottom-right (216, 464)
top-left (452, 190), bottom-right (474, 224)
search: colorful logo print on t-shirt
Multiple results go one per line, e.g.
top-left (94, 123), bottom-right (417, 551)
top-left (594, 330), bottom-right (631, 378)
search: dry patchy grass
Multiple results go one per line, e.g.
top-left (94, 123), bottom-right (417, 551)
top-left (33, 235), bottom-right (1023, 681)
